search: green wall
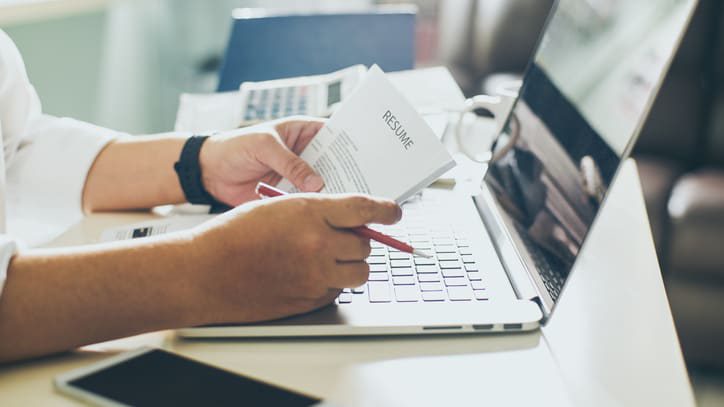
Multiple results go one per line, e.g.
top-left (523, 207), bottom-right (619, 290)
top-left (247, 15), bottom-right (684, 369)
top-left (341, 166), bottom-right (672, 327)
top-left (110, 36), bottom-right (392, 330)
top-left (2, 10), bottom-right (107, 125)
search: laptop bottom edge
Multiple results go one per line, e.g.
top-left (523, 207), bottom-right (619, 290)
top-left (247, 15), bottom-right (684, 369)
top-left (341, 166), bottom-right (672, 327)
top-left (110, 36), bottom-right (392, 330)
top-left (177, 299), bottom-right (542, 338)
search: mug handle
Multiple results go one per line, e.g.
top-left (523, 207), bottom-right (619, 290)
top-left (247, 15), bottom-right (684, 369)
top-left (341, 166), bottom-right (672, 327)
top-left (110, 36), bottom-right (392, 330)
top-left (455, 94), bottom-right (519, 164)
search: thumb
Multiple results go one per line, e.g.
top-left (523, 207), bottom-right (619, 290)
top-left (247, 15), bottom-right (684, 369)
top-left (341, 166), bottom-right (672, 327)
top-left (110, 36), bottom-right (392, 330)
top-left (258, 137), bottom-right (324, 191)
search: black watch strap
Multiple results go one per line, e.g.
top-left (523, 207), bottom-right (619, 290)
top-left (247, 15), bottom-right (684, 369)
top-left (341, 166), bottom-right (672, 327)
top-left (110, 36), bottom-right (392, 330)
top-left (173, 135), bottom-right (219, 206)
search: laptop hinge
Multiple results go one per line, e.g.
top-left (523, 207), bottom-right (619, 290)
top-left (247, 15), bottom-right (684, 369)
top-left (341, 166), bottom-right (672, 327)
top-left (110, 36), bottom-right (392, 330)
top-left (473, 186), bottom-right (553, 317)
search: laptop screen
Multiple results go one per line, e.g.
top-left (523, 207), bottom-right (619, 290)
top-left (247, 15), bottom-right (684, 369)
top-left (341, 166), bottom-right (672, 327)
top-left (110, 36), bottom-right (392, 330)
top-left (482, 0), bottom-right (695, 305)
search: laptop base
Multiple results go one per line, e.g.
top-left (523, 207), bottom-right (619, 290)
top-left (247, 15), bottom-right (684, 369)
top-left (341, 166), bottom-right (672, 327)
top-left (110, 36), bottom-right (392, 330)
top-left (177, 299), bottom-right (541, 338)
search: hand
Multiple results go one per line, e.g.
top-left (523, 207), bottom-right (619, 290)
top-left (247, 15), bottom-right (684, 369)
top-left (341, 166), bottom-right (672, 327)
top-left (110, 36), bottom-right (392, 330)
top-left (189, 194), bottom-right (402, 324)
top-left (199, 119), bottom-right (325, 206)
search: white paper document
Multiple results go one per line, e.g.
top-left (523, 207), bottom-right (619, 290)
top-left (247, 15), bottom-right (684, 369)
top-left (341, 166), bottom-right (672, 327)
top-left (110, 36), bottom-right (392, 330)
top-left (100, 215), bottom-right (213, 242)
top-left (175, 92), bottom-right (243, 133)
top-left (277, 65), bottom-right (456, 203)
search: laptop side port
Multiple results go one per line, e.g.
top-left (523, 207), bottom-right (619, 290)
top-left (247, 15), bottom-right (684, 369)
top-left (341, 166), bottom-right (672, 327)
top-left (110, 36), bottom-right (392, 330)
top-left (422, 326), bottom-right (463, 331)
top-left (503, 323), bottom-right (523, 330)
top-left (472, 324), bottom-right (494, 331)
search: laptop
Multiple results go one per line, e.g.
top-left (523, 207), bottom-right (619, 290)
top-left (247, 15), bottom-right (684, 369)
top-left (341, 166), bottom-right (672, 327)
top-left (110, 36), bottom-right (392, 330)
top-left (178, 0), bottom-right (697, 338)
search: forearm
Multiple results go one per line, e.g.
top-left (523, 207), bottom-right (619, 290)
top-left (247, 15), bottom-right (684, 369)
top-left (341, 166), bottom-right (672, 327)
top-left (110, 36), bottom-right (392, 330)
top-left (83, 135), bottom-right (188, 211)
top-left (0, 235), bottom-right (209, 363)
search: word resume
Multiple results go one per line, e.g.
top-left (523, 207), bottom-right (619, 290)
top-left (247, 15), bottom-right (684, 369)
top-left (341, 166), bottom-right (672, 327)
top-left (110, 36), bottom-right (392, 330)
top-left (277, 65), bottom-right (455, 203)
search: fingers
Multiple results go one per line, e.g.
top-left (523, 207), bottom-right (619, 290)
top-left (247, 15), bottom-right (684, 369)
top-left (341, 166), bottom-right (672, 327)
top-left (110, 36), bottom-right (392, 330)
top-left (276, 120), bottom-right (324, 155)
top-left (257, 135), bottom-right (324, 192)
top-left (331, 231), bottom-right (371, 261)
top-left (323, 195), bottom-right (402, 228)
top-left (326, 261), bottom-right (370, 289)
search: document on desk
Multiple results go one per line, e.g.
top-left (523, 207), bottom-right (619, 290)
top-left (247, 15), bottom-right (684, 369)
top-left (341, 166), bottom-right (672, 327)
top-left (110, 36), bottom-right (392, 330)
top-left (276, 65), bottom-right (456, 203)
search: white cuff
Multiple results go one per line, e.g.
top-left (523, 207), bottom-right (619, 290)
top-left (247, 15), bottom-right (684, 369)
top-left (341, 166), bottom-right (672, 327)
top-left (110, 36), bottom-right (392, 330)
top-left (0, 235), bottom-right (18, 297)
top-left (5, 115), bottom-right (125, 245)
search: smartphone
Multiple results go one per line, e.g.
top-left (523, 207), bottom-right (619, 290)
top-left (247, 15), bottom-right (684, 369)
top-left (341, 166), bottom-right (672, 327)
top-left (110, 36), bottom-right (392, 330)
top-left (55, 347), bottom-right (325, 407)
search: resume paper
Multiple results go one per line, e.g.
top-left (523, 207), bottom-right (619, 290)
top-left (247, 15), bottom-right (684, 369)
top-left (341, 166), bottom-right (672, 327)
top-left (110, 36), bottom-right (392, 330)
top-left (277, 65), bottom-right (456, 203)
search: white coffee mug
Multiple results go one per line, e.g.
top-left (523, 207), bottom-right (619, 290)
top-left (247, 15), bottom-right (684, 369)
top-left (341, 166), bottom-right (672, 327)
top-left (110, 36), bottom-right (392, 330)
top-left (455, 79), bottom-right (521, 164)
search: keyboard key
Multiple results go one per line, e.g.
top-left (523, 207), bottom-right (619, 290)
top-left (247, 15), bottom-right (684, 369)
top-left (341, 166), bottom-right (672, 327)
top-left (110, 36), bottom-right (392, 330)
top-left (419, 282), bottom-right (444, 291)
top-left (444, 277), bottom-right (468, 287)
top-left (391, 267), bottom-right (414, 276)
top-left (417, 273), bottom-right (441, 283)
top-left (447, 286), bottom-right (473, 301)
top-left (409, 237), bottom-right (431, 243)
top-left (459, 247), bottom-right (473, 255)
top-left (441, 268), bottom-right (465, 278)
top-left (352, 285), bottom-right (366, 294)
top-left (433, 238), bottom-right (455, 246)
top-left (471, 280), bottom-right (485, 290)
top-left (473, 290), bottom-right (489, 300)
top-left (338, 293), bottom-right (353, 304)
top-left (370, 264), bottom-right (388, 273)
top-left (389, 252), bottom-right (412, 260)
top-left (413, 250), bottom-right (434, 258)
top-left (393, 276), bottom-right (416, 285)
top-left (416, 265), bottom-right (439, 274)
top-left (461, 255), bottom-right (476, 264)
top-left (467, 271), bottom-right (482, 281)
top-left (422, 291), bottom-right (446, 302)
top-left (390, 259), bottom-right (412, 268)
top-left (342, 288), bottom-right (352, 293)
top-left (436, 252), bottom-right (460, 261)
top-left (367, 257), bottom-right (387, 265)
top-left (394, 285), bottom-right (421, 302)
top-left (415, 257), bottom-right (436, 266)
top-left (370, 248), bottom-right (386, 257)
top-left (435, 245), bottom-right (457, 253)
top-left (368, 282), bottom-right (392, 302)
top-left (439, 260), bottom-right (463, 269)
top-left (465, 263), bottom-right (479, 272)
top-left (456, 239), bottom-right (471, 247)
top-left (368, 272), bottom-right (389, 281)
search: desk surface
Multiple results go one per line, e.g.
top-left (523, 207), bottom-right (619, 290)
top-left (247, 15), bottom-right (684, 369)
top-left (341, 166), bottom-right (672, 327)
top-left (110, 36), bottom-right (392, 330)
top-left (0, 157), bottom-right (693, 406)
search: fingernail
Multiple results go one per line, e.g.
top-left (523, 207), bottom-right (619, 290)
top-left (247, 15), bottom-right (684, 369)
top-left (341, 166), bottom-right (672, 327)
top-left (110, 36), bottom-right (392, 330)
top-left (303, 175), bottom-right (324, 191)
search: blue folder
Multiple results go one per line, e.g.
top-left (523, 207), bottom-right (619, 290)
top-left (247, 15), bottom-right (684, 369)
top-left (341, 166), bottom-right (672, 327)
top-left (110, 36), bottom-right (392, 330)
top-left (217, 9), bottom-right (416, 91)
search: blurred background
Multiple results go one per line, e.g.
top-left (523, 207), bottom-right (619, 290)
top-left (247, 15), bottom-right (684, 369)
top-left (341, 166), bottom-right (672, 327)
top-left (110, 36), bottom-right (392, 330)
top-left (1, 0), bottom-right (722, 403)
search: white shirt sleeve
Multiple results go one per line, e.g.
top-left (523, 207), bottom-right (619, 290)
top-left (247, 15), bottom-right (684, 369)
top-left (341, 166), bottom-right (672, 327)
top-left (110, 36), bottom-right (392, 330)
top-left (5, 115), bottom-right (124, 243)
top-left (0, 235), bottom-right (17, 297)
top-left (0, 29), bottom-right (125, 295)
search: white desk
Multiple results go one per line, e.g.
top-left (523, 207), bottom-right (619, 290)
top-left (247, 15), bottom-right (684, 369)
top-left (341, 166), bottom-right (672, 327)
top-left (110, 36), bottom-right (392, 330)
top-left (0, 158), bottom-right (693, 406)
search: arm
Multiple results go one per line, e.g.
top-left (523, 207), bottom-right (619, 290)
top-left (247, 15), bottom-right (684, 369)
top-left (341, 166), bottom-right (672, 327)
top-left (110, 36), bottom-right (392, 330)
top-left (82, 135), bottom-right (186, 211)
top-left (0, 234), bottom-right (202, 362)
top-left (0, 118), bottom-right (402, 363)
top-left (0, 194), bottom-right (401, 363)
top-left (83, 119), bottom-right (326, 211)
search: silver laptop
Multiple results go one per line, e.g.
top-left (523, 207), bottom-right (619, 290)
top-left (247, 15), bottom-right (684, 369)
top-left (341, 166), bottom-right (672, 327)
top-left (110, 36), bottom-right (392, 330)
top-left (179, 0), bottom-right (697, 338)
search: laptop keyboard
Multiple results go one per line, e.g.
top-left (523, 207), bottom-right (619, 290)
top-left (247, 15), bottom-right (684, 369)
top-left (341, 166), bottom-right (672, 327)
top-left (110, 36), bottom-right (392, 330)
top-left (514, 223), bottom-right (566, 302)
top-left (336, 199), bottom-right (488, 305)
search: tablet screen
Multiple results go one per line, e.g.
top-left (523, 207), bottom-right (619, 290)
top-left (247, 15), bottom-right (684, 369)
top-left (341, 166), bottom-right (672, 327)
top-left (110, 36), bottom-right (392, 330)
top-left (67, 349), bottom-right (319, 407)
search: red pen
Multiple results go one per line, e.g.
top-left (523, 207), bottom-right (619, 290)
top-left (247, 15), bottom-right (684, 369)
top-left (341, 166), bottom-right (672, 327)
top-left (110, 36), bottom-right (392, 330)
top-left (255, 182), bottom-right (432, 258)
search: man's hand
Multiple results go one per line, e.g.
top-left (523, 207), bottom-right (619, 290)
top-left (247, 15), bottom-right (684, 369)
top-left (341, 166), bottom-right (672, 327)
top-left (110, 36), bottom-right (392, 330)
top-left (190, 193), bottom-right (402, 324)
top-left (199, 119), bottom-right (325, 206)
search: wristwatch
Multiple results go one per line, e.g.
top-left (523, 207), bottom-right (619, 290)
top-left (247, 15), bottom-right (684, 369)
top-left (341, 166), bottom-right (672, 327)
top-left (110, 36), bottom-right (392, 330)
top-left (173, 135), bottom-right (231, 213)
